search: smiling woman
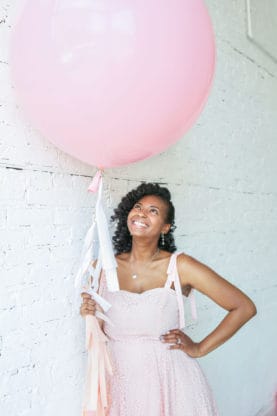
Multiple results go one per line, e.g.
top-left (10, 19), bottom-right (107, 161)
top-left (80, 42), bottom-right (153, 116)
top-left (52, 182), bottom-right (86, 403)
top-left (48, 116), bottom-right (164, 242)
top-left (111, 183), bottom-right (177, 255)
top-left (80, 182), bottom-right (257, 416)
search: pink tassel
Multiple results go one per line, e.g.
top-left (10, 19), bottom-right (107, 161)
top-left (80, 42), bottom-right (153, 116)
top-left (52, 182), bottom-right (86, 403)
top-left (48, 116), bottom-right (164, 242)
top-left (82, 315), bottom-right (113, 416)
top-left (88, 170), bottom-right (102, 193)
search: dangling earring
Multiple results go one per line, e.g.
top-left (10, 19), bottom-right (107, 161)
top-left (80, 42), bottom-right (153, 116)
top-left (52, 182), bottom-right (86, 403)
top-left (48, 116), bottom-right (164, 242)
top-left (161, 233), bottom-right (165, 246)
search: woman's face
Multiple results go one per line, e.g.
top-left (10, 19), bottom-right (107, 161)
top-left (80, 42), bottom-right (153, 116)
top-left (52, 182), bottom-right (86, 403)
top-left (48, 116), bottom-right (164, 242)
top-left (127, 195), bottom-right (171, 239)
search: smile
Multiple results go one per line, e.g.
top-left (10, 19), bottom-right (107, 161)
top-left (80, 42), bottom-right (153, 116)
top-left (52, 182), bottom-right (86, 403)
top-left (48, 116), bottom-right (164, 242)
top-left (131, 220), bottom-right (148, 228)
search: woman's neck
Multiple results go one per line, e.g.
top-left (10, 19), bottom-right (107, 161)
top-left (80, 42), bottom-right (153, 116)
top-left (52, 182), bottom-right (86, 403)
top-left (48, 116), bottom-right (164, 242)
top-left (129, 239), bottom-right (159, 262)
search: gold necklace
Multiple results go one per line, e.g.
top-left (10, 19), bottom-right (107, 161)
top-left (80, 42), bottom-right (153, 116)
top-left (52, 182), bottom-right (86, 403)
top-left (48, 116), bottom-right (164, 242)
top-left (129, 248), bottom-right (160, 279)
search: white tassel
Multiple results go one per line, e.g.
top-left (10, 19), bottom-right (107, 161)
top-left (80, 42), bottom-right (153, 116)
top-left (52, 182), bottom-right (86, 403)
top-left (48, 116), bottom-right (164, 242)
top-left (74, 170), bottom-right (119, 312)
top-left (95, 178), bottom-right (119, 292)
top-left (78, 170), bottom-right (117, 415)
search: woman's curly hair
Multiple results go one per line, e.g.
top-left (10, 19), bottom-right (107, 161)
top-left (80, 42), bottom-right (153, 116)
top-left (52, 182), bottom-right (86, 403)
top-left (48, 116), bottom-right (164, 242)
top-left (111, 182), bottom-right (177, 255)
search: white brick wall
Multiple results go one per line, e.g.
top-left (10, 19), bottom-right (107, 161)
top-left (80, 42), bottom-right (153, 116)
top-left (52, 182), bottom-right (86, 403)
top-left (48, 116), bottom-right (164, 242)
top-left (1, 1), bottom-right (277, 415)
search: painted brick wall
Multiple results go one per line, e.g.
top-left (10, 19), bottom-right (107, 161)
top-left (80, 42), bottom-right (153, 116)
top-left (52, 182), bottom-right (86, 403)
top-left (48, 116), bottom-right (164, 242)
top-left (1, 1), bottom-right (276, 415)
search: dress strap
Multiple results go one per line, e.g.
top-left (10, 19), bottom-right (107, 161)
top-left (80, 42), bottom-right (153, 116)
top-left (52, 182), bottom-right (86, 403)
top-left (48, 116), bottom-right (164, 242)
top-left (165, 251), bottom-right (197, 329)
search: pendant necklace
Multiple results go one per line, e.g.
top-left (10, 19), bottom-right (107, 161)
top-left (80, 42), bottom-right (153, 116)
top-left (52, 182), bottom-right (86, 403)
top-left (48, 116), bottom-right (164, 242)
top-left (129, 248), bottom-right (160, 279)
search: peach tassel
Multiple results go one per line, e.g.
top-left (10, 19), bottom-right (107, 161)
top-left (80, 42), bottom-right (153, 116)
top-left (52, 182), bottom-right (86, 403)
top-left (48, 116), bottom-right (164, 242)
top-left (82, 315), bottom-right (113, 416)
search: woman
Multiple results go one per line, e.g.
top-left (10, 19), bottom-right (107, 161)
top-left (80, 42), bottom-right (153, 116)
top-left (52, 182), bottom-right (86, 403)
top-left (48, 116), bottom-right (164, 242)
top-left (80, 182), bottom-right (257, 415)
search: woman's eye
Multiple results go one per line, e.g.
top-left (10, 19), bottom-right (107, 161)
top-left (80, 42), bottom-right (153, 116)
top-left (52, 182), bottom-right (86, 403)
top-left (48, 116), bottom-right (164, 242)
top-left (134, 204), bottom-right (141, 210)
top-left (150, 208), bottom-right (158, 215)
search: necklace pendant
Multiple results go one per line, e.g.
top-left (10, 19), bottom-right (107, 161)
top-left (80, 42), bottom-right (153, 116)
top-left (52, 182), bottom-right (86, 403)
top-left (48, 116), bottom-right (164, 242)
top-left (132, 274), bottom-right (138, 279)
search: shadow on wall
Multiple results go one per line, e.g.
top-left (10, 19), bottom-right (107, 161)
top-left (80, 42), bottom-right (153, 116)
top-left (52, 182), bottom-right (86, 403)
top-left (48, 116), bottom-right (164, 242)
top-left (255, 410), bottom-right (275, 416)
top-left (255, 395), bottom-right (277, 416)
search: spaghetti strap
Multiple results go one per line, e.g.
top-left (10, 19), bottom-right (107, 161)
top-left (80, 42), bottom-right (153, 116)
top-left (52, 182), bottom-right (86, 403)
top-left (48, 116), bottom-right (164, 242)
top-left (165, 251), bottom-right (197, 329)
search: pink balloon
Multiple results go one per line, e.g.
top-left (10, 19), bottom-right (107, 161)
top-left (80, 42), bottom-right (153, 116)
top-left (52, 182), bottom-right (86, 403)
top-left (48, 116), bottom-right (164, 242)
top-left (10, 0), bottom-right (215, 168)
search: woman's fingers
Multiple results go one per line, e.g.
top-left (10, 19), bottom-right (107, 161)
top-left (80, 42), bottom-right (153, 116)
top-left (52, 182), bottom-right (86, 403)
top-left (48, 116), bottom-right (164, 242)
top-left (159, 329), bottom-right (200, 357)
top-left (160, 334), bottom-right (177, 343)
top-left (81, 292), bottom-right (92, 300)
top-left (80, 293), bottom-right (96, 306)
top-left (80, 304), bottom-right (96, 316)
top-left (159, 329), bottom-right (187, 344)
top-left (80, 293), bottom-right (97, 317)
top-left (85, 303), bottom-right (96, 311)
top-left (160, 329), bottom-right (180, 340)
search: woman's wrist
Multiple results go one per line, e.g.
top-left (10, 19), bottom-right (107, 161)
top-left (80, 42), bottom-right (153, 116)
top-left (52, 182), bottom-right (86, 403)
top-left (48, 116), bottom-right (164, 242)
top-left (196, 341), bottom-right (208, 357)
top-left (184, 342), bottom-right (207, 358)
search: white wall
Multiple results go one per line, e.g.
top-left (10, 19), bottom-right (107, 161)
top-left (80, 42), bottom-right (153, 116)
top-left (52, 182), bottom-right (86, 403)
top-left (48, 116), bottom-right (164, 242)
top-left (1, 1), bottom-right (276, 415)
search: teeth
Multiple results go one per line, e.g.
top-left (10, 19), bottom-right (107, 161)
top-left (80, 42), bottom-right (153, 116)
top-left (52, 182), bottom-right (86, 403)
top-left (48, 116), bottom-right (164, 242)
top-left (133, 221), bottom-right (147, 228)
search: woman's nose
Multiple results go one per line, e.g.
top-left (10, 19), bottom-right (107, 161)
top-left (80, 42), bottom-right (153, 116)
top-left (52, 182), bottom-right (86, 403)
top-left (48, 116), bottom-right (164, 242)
top-left (138, 208), bottom-right (147, 216)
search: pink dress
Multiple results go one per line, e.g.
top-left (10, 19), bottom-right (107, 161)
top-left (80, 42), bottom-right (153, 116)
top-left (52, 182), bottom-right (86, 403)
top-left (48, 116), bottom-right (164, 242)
top-left (98, 252), bottom-right (220, 415)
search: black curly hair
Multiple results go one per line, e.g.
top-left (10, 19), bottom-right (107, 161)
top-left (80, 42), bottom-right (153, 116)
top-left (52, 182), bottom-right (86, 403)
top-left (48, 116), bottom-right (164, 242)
top-left (111, 182), bottom-right (177, 255)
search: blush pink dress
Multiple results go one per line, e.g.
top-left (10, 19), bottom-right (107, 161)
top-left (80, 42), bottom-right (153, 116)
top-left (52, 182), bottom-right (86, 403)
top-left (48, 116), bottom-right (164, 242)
top-left (98, 252), bottom-right (220, 415)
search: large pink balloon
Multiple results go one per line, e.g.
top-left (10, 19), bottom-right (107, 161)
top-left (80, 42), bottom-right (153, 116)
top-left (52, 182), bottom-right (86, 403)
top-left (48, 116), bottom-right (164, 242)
top-left (10, 0), bottom-right (215, 168)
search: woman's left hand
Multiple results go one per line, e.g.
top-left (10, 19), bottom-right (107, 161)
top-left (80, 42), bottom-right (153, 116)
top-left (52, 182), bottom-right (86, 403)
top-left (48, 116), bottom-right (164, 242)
top-left (160, 329), bottom-right (202, 358)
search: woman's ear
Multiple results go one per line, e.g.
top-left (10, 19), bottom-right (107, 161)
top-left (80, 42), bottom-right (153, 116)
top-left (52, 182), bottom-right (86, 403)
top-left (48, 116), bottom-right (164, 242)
top-left (162, 223), bottom-right (171, 235)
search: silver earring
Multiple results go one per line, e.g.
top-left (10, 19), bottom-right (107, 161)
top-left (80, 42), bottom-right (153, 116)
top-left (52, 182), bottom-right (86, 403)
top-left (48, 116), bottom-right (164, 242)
top-left (161, 233), bottom-right (165, 246)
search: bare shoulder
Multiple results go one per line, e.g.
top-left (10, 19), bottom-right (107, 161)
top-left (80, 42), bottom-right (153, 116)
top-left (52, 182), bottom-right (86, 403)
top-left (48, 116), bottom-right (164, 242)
top-left (115, 253), bottom-right (129, 270)
top-left (176, 252), bottom-right (257, 314)
top-left (176, 252), bottom-right (194, 264)
top-left (176, 252), bottom-right (200, 275)
top-left (176, 251), bottom-right (230, 287)
top-left (116, 252), bottom-right (129, 262)
top-left (159, 249), bottom-right (172, 260)
top-left (175, 252), bottom-right (199, 291)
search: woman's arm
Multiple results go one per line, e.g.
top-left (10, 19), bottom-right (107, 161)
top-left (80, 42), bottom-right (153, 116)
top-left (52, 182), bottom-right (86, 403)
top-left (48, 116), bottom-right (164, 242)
top-left (177, 253), bottom-right (257, 357)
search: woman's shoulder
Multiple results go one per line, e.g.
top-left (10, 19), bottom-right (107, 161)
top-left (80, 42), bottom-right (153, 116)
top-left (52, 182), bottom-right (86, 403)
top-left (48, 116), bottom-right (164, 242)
top-left (115, 252), bottom-right (129, 261)
top-left (175, 251), bottom-right (201, 275)
top-left (158, 249), bottom-right (176, 261)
